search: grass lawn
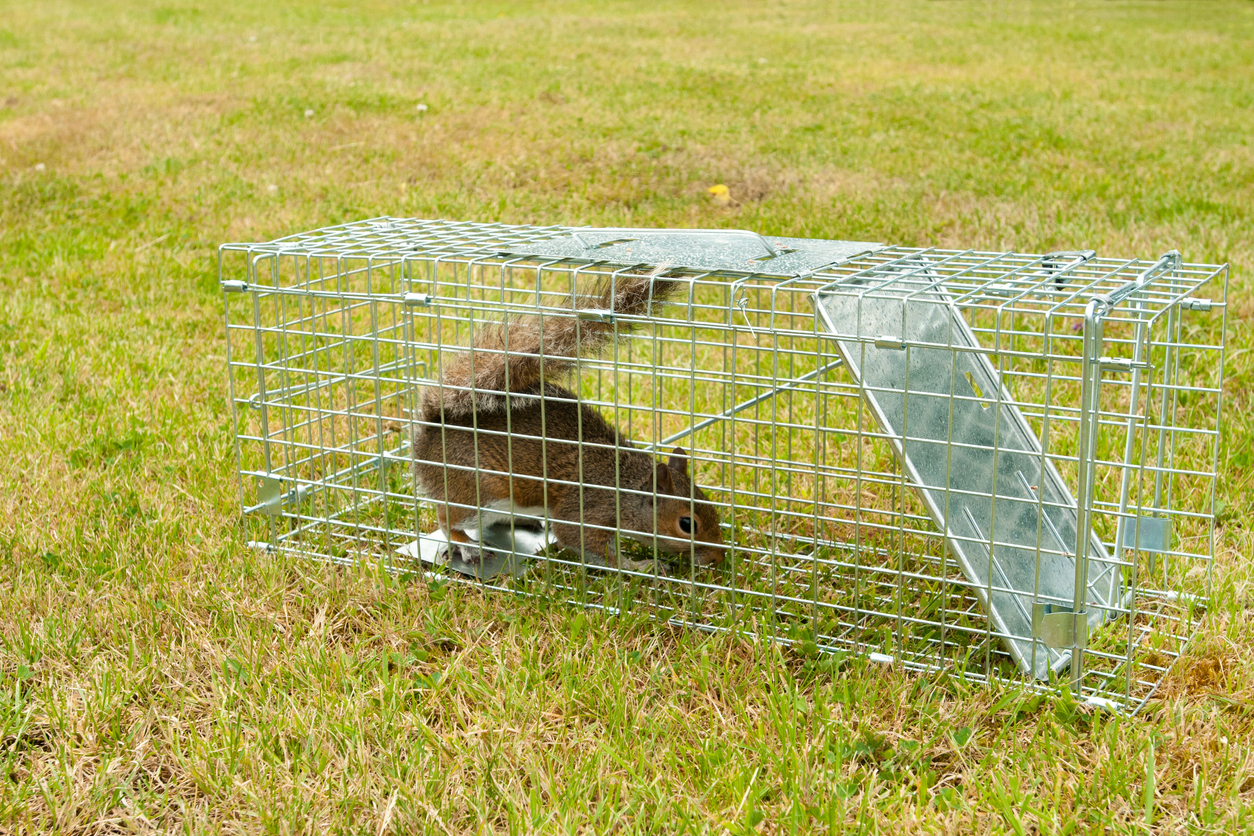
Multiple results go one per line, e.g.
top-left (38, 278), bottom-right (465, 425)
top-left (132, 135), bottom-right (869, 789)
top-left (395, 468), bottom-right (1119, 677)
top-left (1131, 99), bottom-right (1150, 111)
top-left (2, 0), bottom-right (1253, 832)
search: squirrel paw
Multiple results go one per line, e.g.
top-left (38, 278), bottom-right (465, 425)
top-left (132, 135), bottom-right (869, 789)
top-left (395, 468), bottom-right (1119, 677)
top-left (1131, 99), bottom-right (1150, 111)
top-left (617, 558), bottom-right (670, 578)
top-left (446, 541), bottom-right (485, 566)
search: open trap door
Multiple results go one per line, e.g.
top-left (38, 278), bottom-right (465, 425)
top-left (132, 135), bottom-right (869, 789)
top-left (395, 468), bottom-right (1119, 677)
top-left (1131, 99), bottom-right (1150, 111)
top-left (814, 275), bottom-right (1121, 681)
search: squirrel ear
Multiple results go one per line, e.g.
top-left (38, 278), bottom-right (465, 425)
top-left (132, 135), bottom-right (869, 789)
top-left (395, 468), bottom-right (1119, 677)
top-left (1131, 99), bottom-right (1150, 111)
top-left (654, 461), bottom-right (675, 494)
top-left (668, 447), bottom-right (690, 476)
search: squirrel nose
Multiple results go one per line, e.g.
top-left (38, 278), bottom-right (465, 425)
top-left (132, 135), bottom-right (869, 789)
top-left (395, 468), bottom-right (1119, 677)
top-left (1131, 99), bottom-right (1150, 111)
top-left (695, 544), bottom-right (727, 566)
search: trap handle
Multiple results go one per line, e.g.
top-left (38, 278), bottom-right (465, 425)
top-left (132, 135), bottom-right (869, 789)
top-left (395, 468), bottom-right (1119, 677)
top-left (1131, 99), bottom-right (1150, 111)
top-left (1100, 250), bottom-right (1182, 308)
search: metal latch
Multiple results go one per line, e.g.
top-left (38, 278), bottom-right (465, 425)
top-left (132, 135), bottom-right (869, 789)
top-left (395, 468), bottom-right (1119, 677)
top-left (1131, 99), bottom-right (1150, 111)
top-left (403, 292), bottom-right (433, 308)
top-left (576, 308), bottom-right (615, 324)
top-left (1032, 603), bottom-right (1089, 650)
top-left (1097, 356), bottom-right (1152, 373)
top-left (221, 279), bottom-right (250, 293)
top-left (1043, 249), bottom-right (1096, 265)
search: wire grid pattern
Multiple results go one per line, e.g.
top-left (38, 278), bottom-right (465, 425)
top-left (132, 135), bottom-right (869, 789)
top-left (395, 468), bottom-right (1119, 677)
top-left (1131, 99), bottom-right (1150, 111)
top-left (220, 218), bottom-right (1228, 712)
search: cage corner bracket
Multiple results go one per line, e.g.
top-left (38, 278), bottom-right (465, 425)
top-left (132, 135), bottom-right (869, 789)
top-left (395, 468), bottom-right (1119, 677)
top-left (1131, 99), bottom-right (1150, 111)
top-left (1031, 603), bottom-right (1089, 651)
top-left (255, 475), bottom-right (286, 517)
top-left (247, 474), bottom-right (304, 517)
top-left (1121, 515), bottom-right (1172, 553)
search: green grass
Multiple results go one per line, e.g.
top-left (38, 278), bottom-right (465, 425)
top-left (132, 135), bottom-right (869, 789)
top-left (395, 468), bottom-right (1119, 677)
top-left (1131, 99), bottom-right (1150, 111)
top-left (2, 0), bottom-right (1253, 832)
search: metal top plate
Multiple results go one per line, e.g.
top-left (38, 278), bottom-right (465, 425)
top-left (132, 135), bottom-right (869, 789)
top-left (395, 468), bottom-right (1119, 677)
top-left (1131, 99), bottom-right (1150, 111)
top-left (503, 227), bottom-right (882, 277)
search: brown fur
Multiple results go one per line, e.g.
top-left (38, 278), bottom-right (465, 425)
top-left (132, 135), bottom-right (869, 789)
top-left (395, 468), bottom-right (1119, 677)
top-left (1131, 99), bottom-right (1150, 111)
top-left (413, 273), bottom-right (725, 568)
top-left (423, 272), bottom-right (681, 420)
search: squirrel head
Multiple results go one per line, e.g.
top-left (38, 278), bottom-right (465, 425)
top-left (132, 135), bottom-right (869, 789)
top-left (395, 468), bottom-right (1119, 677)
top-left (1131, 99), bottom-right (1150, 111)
top-left (646, 447), bottom-right (726, 566)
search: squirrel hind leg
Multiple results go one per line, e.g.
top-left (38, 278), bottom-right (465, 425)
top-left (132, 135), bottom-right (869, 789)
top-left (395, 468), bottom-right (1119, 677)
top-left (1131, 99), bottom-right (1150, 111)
top-left (448, 542), bottom-right (484, 567)
top-left (446, 528), bottom-right (485, 566)
top-left (438, 512), bottom-right (485, 566)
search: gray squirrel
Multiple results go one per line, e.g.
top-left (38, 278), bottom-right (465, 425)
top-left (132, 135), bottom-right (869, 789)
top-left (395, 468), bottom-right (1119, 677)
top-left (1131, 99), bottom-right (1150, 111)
top-left (411, 271), bottom-right (726, 571)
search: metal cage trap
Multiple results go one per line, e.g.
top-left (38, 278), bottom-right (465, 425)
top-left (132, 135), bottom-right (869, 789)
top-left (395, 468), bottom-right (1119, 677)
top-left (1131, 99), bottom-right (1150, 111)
top-left (220, 218), bottom-right (1228, 712)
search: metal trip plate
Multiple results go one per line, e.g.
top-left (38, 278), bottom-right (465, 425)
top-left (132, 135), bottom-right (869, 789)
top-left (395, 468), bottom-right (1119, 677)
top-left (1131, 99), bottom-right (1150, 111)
top-left (813, 282), bottom-right (1121, 679)
top-left (500, 228), bottom-right (882, 277)
top-left (398, 524), bottom-right (554, 581)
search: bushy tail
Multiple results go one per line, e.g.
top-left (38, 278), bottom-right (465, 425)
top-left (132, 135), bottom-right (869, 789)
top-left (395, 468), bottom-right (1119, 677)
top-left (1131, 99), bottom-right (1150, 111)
top-left (422, 268), bottom-right (680, 420)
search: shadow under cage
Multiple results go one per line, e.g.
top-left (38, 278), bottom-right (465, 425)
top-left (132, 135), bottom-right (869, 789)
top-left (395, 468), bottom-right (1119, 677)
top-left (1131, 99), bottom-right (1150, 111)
top-left (220, 218), bottom-right (1228, 713)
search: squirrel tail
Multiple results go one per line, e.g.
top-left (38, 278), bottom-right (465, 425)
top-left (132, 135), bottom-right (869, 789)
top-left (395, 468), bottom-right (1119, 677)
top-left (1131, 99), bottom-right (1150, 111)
top-left (422, 268), bottom-right (680, 420)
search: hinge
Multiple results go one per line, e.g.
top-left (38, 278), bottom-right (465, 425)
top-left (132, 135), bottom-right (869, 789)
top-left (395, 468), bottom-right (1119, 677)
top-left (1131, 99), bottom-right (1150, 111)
top-left (874, 336), bottom-right (906, 350)
top-left (1031, 603), bottom-right (1089, 650)
top-left (1181, 297), bottom-right (1220, 313)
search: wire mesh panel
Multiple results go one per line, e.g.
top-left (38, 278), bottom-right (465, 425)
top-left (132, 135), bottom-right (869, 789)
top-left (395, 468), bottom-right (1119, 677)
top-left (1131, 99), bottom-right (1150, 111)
top-left (220, 218), bottom-right (1228, 713)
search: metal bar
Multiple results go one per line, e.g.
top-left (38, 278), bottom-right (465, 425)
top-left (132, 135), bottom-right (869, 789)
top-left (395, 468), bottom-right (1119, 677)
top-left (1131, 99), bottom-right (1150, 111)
top-left (1071, 298), bottom-right (1107, 685)
top-left (648, 358), bottom-right (845, 450)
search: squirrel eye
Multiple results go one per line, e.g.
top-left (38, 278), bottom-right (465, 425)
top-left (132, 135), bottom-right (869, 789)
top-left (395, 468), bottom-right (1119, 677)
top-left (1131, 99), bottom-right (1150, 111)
top-left (678, 516), bottom-right (692, 535)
